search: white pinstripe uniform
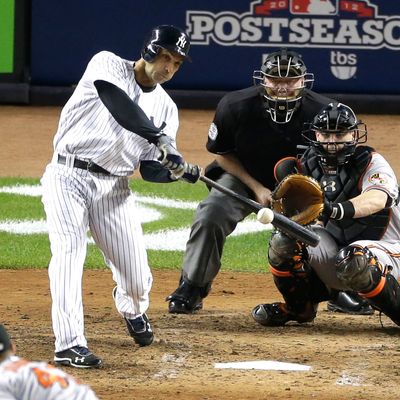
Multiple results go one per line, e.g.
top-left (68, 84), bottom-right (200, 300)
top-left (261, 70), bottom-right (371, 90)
top-left (0, 356), bottom-right (98, 399)
top-left (308, 152), bottom-right (400, 289)
top-left (41, 51), bottom-right (179, 352)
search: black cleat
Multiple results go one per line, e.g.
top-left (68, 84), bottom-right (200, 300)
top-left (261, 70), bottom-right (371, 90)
top-left (166, 280), bottom-right (209, 314)
top-left (112, 286), bottom-right (154, 346)
top-left (168, 298), bottom-right (203, 314)
top-left (124, 314), bottom-right (154, 346)
top-left (327, 291), bottom-right (374, 315)
top-left (54, 346), bottom-right (102, 368)
top-left (252, 302), bottom-right (316, 327)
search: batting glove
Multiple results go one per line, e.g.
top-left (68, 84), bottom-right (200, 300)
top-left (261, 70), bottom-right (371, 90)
top-left (170, 162), bottom-right (201, 184)
top-left (156, 134), bottom-right (184, 172)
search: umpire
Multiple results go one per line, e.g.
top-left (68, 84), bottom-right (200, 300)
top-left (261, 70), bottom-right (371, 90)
top-left (167, 48), bottom-right (371, 315)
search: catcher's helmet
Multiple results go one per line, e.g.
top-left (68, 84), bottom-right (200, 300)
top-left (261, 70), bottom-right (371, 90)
top-left (141, 25), bottom-right (191, 63)
top-left (303, 102), bottom-right (367, 168)
top-left (253, 48), bottom-right (314, 124)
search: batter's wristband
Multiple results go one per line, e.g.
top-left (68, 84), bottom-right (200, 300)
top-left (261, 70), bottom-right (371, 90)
top-left (330, 201), bottom-right (355, 220)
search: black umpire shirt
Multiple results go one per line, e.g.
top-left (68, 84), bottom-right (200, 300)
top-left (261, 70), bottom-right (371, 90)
top-left (206, 86), bottom-right (333, 190)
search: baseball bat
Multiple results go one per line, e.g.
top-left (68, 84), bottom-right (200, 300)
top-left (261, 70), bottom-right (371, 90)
top-left (199, 175), bottom-right (320, 247)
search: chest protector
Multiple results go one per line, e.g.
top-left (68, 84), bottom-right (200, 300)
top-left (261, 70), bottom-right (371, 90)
top-left (300, 146), bottom-right (391, 246)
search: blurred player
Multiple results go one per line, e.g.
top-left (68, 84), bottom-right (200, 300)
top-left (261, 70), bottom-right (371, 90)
top-left (0, 324), bottom-right (98, 399)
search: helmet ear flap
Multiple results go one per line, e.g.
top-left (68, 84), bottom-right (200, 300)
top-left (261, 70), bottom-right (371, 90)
top-left (141, 44), bottom-right (159, 63)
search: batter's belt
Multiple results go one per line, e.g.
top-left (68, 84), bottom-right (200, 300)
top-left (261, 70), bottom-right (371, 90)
top-left (57, 154), bottom-right (111, 175)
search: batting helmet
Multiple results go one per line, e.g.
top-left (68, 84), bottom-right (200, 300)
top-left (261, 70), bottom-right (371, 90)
top-left (303, 102), bottom-right (368, 168)
top-left (253, 48), bottom-right (314, 123)
top-left (141, 25), bottom-right (191, 63)
top-left (0, 325), bottom-right (12, 354)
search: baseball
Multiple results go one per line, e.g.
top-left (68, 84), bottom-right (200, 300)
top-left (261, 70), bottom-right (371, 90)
top-left (257, 208), bottom-right (274, 224)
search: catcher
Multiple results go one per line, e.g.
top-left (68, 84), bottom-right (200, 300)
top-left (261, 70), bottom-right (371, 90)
top-left (252, 103), bottom-right (400, 327)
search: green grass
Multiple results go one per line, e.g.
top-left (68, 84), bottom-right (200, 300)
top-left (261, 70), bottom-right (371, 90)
top-left (0, 177), bottom-right (272, 272)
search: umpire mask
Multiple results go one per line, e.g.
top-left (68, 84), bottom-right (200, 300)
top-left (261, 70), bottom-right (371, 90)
top-left (253, 48), bottom-right (314, 124)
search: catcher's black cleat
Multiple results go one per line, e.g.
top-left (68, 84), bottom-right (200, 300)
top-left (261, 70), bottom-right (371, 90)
top-left (252, 302), bottom-right (316, 327)
top-left (168, 298), bottom-right (203, 314)
top-left (54, 346), bottom-right (103, 369)
top-left (327, 291), bottom-right (374, 315)
top-left (124, 314), bottom-right (154, 346)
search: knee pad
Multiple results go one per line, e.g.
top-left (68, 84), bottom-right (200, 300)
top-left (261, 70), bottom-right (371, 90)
top-left (335, 245), bottom-right (378, 291)
top-left (268, 231), bottom-right (307, 272)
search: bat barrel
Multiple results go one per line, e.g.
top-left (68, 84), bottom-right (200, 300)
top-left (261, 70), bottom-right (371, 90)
top-left (272, 213), bottom-right (320, 247)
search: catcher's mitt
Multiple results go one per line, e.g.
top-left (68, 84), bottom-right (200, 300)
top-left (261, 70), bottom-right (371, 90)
top-left (271, 173), bottom-right (324, 225)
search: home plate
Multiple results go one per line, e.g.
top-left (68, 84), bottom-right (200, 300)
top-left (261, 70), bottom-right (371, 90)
top-left (214, 361), bottom-right (311, 371)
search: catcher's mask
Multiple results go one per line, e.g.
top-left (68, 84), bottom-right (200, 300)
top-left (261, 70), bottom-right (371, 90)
top-left (253, 48), bottom-right (314, 124)
top-left (141, 25), bottom-right (191, 63)
top-left (303, 102), bottom-right (367, 169)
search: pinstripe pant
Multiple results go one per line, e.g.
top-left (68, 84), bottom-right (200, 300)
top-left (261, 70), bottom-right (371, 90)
top-left (41, 160), bottom-right (152, 352)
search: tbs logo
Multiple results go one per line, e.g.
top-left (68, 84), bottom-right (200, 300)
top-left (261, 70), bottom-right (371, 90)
top-left (330, 51), bottom-right (357, 80)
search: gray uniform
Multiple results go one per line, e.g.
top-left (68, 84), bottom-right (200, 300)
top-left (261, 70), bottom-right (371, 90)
top-left (307, 152), bottom-right (400, 289)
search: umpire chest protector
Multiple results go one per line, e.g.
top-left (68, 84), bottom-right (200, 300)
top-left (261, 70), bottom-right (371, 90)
top-left (300, 146), bottom-right (391, 245)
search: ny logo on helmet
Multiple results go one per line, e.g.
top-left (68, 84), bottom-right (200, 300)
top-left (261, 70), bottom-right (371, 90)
top-left (176, 35), bottom-right (187, 49)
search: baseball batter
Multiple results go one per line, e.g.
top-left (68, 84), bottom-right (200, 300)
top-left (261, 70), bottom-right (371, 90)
top-left (0, 325), bottom-right (98, 399)
top-left (252, 103), bottom-right (400, 327)
top-left (166, 48), bottom-right (369, 315)
top-left (40, 25), bottom-right (199, 368)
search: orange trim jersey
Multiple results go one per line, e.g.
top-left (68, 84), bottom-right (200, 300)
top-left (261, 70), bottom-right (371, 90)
top-left (361, 152), bottom-right (400, 243)
top-left (0, 356), bottom-right (98, 400)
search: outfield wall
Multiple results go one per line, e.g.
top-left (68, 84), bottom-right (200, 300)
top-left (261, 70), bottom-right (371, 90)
top-left (0, 0), bottom-right (399, 113)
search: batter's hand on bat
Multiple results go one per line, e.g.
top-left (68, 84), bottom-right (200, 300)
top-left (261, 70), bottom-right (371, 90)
top-left (157, 134), bottom-right (184, 171)
top-left (170, 162), bottom-right (202, 184)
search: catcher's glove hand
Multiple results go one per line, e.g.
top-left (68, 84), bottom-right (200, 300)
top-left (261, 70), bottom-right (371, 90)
top-left (271, 173), bottom-right (324, 225)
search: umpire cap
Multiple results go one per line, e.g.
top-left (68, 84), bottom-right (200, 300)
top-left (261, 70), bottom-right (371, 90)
top-left (0, 325), bottom-right (12, 354)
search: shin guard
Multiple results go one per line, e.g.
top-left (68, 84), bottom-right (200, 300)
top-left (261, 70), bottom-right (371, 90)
top-left (360, 267), bottom-right (400, 326)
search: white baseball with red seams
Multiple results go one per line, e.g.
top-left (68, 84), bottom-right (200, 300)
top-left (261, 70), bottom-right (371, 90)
top-left (257, 208), bottom-right (274, 224)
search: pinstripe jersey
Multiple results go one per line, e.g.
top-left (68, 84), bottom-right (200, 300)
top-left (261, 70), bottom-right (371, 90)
top-left (0, 356), bottom-right (98, 399)
top-left (53, 51), bottom-right (179, 176)
top-left (41, 49), bottom-right (180, 354)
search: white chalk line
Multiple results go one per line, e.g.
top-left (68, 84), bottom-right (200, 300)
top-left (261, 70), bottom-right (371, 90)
top-left (0, 184), bottom-right (272, 251)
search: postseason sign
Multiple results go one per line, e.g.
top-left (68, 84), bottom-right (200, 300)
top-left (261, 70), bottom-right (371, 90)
top-left (30, 0), bottom-right (399, 95)
top-left (184, 0), bottom-right (400, 94)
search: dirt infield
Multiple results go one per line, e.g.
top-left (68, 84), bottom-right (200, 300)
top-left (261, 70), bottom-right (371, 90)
top-left (1, 106), bottom-right (400, 399)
